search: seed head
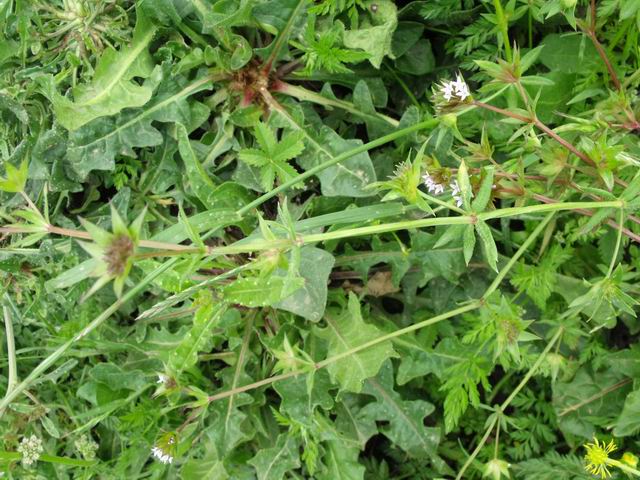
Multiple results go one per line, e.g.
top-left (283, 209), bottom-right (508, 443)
top-left (103, 234), bottom-right (134, 277)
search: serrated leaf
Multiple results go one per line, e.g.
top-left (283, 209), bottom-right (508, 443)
top-left (316, 293), bottom-right (397, 393)
top-left (61, 73), bottom-right (211, 180)
top-left (358, 362), bottom-right (444, 468)
top-left (248, 434), bottom-right (300, 480)
top-left (343, 0), bottom-right (398, 68)
top-left (49, 13), bottom-right (157, 131)
top-left (274, 247), bottom-right (335, 321)
top-left (168, 299), bottom-right (227, 375)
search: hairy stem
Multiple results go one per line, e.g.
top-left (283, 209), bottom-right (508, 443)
top-left (274, 81), bottom-right (400, 127)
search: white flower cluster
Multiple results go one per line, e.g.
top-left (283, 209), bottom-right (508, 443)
top-left (422, 173), bottom-right (445, 195)
top-left (17, 435), bottom-right (43, 467)
top-left (74, 434), bottom-right (98, 461)
top-left (422, 172), bottom-right (466, 208)
top-left (440, 74), bottom-right (471, 102)
top-left (151, 445), bottom-right (174, 465)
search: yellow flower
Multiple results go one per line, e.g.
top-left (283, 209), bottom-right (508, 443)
top-left (584, 437), bottom-right (617, 479)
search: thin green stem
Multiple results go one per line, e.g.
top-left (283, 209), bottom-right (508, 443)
top-left (385, 65), bottom-right (421, 108)
top-left (262, 0), bottom-right (306, 73)
top-left (0, 259), bottom-right (179, 416)
top-left (478, 201), bottom-right (623, 221)
top-left (492, 0), bottom-right (512, 62)
top-left (2, 305), bottom-right (18, 394)
top-left (607, 208), bottom-right (624, 277)
top-left (500, 328), bottom-right (563, 408)
top-left (456, 416), bottom-right (498, 480)
top-left (456, 327), bottom-right (564, 479)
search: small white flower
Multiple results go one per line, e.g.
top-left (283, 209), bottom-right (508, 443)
top-left (151, 446), bottom-right (174, 464)
top-left (439, 74), bottom-right (471, 102)
top-left (157, 374), bottom-right (168, 384)
top-left (441, 82), bottom-right (455, 101)
top-left (453, 74), bottom-right (470, 100)
top-left (422, 173), bottom-right (446, 195)
top-left (17, 435), bottom-right (44, 467)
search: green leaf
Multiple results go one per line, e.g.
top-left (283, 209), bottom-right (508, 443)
top-left (248, 434), bottom-right (300, 480)
top-left (471, 166), bottom-right (495, 212)
top-left (395, 39), bottom-right (435, 75)
top-left (181, 454), bottom-right (229, 480)
top-left (88, 363), bottom-right (147, 392)
top-left (463, 224), bottom-right (476, 266)
top-left (520, 45), bottom-right (545, 73)
top-left (475, 221), bottom-right (498, 272)
top-left (358, 362), bottom-right (443, 465)
top-left (177, 123), bottom-right (217, 203)
top-left (221, 276), bottom-right (305, 307)
top-left (0, 160), bottom-right (28, 193)
top-left (296, 125), bottom-right (377, 197)
top-left (553, 366), bottom-right (631, 439)
top-left (274, 247), bottom-right (335, 321)
top-left (238, 123), bottom-right (306, 191)
top-left (317, 441), bottom-right (365, 480)
top-left (316, 293), bottom-right (397, 393)
top-left (456, 161), bottom-right (472, 209)
top-left (60, 73), bottom-right (211, 180)
top-left (343, 0), bottom-right (398, 68)
top-left (613, 389), bottom-right (640, 436)
top-left (168, 297), bottom-right (228, 375)
top-left (49, 13), bottom-right (157, 131)
top-left (253, 0), bottom-right (308, 67)
top-left (274, 370), bottom-right (334, 424)
top-left (538, 34), bottom-right (599, 74)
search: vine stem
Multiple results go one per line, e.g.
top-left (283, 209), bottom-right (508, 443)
top-left (455, 326), bottom-right (564, 479)
top-left (2, 201), bottom-right (624, 257)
